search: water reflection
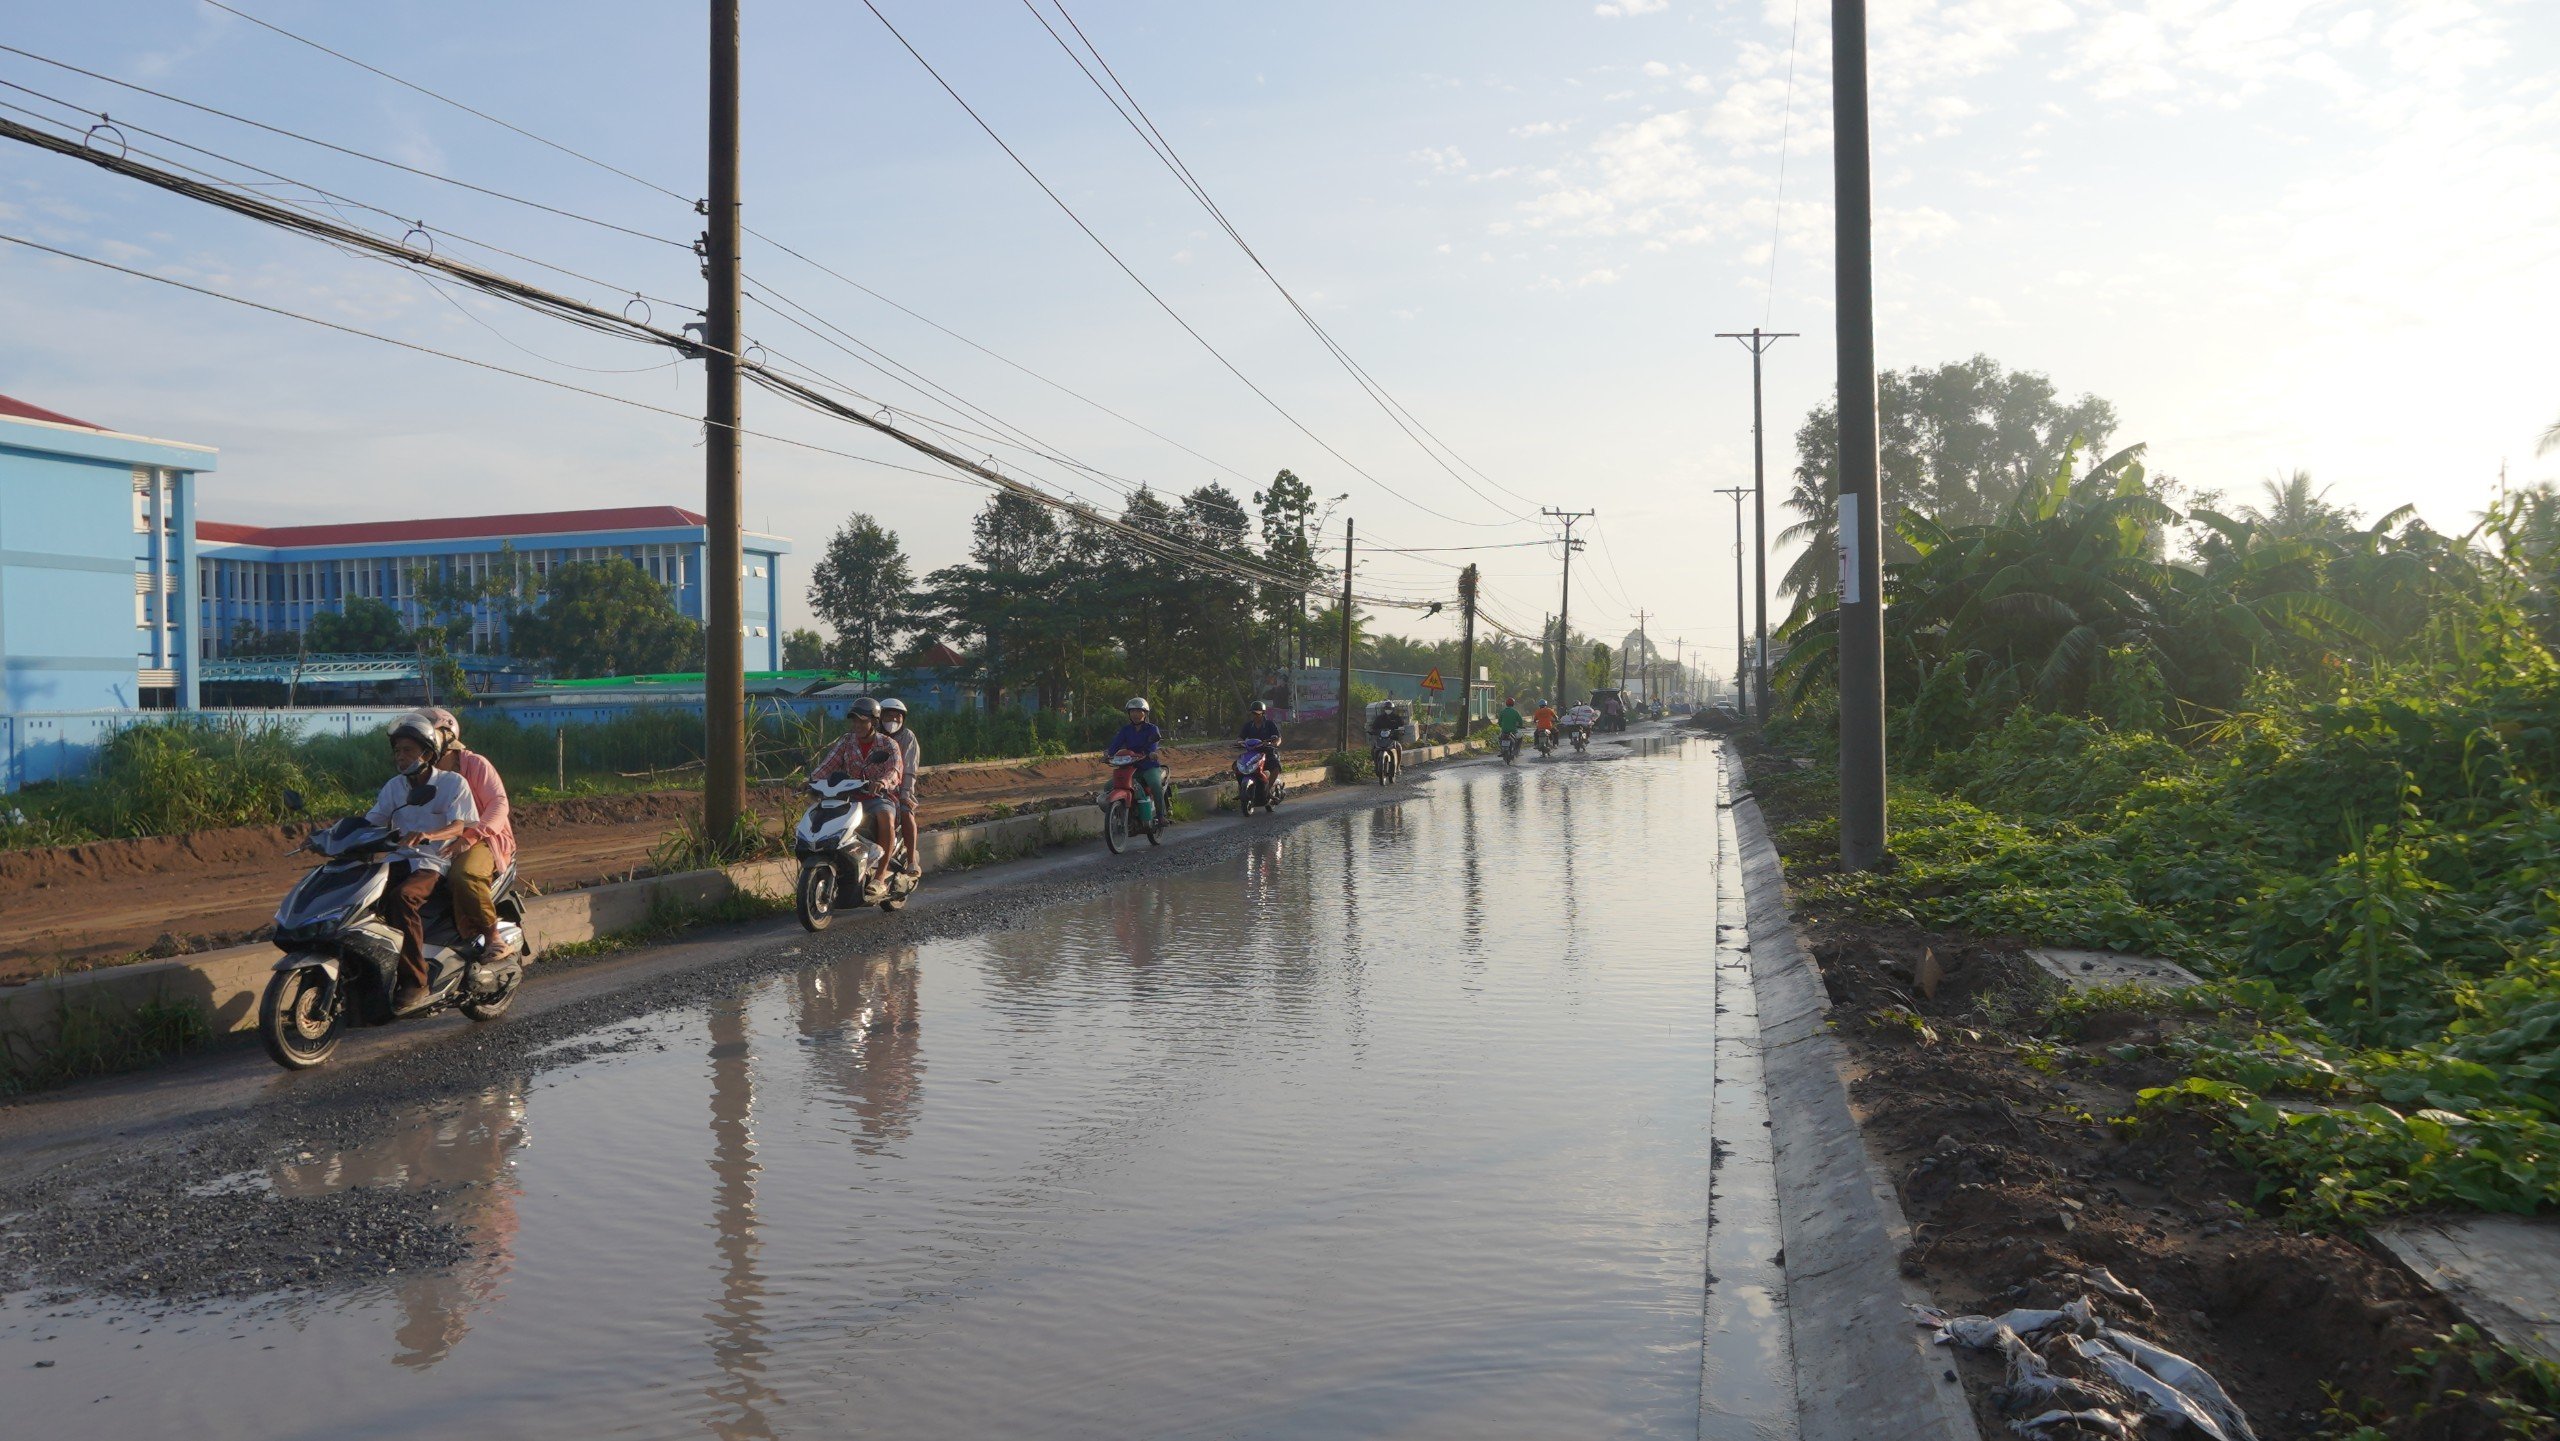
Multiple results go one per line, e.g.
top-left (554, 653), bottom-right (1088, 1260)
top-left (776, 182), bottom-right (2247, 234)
top-left (270, 1081), bottom-right (527, 1371)
top-left (792, 948), bottom-right (923, 1153)
top-left (703, 999), bottom-right (775, 1439)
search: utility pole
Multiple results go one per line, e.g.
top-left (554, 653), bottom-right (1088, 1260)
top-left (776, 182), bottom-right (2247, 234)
top-left (1635, 609), bottom-right (1651, 705)
top-left (1715, 326), bottom-right (1798, 725)
top-left (1456, 564), bottom-right (1479, 738)
top-left (1715, 485), bottom-right (1751, 707)
top-left (1543, 508), bottom-right (1594, 707)
top-left (1832, 0), bottom-right (1887, 871)
top-left (1335, 518), bottom-right (1356, 755)
top-left (701, 0), bottom-right (747, 845)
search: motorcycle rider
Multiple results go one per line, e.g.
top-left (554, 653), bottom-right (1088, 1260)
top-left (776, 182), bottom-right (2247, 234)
top-left (809, 697), bottom-right (904, 862)
top-left (1239, 698), bottom-right (1283, 786)
top-left (1563, 699), bottom-right (1599, 745)
top-left (1496, 696), bottom-right (1525, 750)
top-left (1369, 698), bottom-right (1408, 748)
top-left (369, 713), bottom-right (481, 1016)
top-left (1531, 698), bottom-right (1559, 748)
top-left (1106, 696), bottom-right (1170, 821)
top-left (416, 707), bottom-right (517, 964)
top-left (879, 697), bottom-right (923, 876)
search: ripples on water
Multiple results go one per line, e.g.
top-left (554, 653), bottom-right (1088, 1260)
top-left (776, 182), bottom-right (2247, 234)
top-left (5, 738), bottom-right (1790, 1439)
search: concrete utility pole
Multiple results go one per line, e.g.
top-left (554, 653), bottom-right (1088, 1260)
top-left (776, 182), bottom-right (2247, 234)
top-left (1832, 0), bottom-right (1887, 871)
top-left (1714, 327), bottom-right (1798, 726)
top-left (1542, 508), bottom-right (1593, 707)
top-left (1636, 610), bottom-right (1650, 704)
top-left (702, 0), bottom-right (747, 845)
top-left (1456, 564), bottom-right (1479, 737)
top-left (1335, 518), bottom-right (1356, 755)
top-left (1715, 485), bottom-right (1751, 707)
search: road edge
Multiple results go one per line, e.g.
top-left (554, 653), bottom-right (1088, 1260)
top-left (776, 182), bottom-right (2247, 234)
top-left (1724, 744), bottom-right (1981, 1441)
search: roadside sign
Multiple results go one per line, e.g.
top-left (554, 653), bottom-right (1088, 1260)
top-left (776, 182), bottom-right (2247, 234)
top-left (1421, 667), bottom-right (1445, 692)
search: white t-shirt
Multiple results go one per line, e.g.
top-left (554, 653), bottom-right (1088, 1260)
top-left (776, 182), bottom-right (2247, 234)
top-left (365, 767), bottom-right (481, 874)
top-left (1565, 705), bottom-right (1599, 727)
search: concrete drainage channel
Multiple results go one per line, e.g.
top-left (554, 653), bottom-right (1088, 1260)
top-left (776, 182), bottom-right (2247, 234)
top-left (0, 744), bottom-right (1479, 1069)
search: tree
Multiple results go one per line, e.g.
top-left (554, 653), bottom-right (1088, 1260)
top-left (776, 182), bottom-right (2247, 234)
top-left (2540, 413), bottom-right (2560, 457)
top-left (1585, 642), bottom-right (1613, 696)
top-left (806, 513), bottom-right (915, 677)
top-left (2239, 470), bottom-right (2358, 540)
top-left (1255, 468), bottom-right (1323, 667)
top-left (1784, 355), bottom-right (2117, 605)
top-left (308, 596), bottom-right (408, 652)
top-left (782, 628), bottom-right (827, 670)
top-left (920, 493), bottom-right (1066, 709)
top-left (509, 559), bottom-right (704, 678)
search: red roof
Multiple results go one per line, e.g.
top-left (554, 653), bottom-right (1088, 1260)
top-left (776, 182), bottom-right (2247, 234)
top-left (0, 393), bottom-right (104, 431)
top-left (196, 505), bottom-right (711, 549)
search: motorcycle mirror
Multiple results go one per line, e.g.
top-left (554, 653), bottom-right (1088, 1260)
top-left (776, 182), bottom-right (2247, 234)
top-left (281, 787), bottom-right (306, 813)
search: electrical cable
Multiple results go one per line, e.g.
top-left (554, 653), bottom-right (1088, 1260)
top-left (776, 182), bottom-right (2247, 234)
top-left (857, 0), bottom-right (1518, 531)
top-left (0, 44), bottom-right (688, 248)
top-left (1031, 0), bottom-right (1545, 518)
top-left (1762, 0), bottom-right (1804, 329)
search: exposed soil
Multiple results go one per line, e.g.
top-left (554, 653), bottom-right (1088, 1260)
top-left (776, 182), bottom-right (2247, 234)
top-left (0, 744), bottom-right (1249, 982)
top-left (1738, 741), bottom-right (2518, 1440)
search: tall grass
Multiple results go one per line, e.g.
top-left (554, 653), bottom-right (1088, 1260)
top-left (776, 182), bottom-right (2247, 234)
top-left (0, 705), bottom-right (1144, 850)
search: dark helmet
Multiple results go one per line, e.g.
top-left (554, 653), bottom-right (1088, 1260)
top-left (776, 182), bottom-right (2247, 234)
top-left (847, 696), bottom-right (881, 721)
top-left (1250, 699), bottom-right (1268, 713)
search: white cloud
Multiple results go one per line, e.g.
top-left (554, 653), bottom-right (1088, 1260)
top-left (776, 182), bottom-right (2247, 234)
top-left (1641, 61), bottom-right (1672, 78)
top-left (1411, 145), bottom-right (1469, 175)
top-left (1594, 0), bottom-right (1668, 16)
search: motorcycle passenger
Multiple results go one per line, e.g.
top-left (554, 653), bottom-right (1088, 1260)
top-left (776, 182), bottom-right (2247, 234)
top-left (369, 714), bottom-right (482, 1016)
top-left (879, 697), bottom-right (922, 876)
top-left (1563, 701), bottom-right (1599, 743)
top-left (810, 697), bottom-right (904, 862)
top-left (1107, 696), bottom-right (1170, 820)
top-left (1239, 699), bottom-right (1283, 782)
top-left (419, 707), bottom-right (516, 963)
top-left (1531, 699), bottom-right (1559, 746)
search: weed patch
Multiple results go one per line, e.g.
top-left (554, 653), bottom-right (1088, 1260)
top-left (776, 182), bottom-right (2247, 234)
top-left (1, 992), bottom-right (211, 1094)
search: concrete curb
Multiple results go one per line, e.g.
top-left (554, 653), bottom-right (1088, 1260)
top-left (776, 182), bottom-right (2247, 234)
top-left (1725, 746), bottom-right (1981, 1441)
top-left (0, 741), bottom-right (1480, 1065)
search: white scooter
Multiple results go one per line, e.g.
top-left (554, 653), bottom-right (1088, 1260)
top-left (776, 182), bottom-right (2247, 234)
top-left (793, 775), bottom-right (918, 930)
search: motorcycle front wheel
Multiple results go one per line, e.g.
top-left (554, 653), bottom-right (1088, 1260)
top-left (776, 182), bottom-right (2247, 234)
top-left (460, 970), bottom-right (519, 1021)
top-left (259, 965), bottom-right (341, 1070)
top-left (1104, 799), bottom-right (1131, 853)
top-left (1237, 778), bottom-right (1257, 816)
top-left (797, 859), bottom-right (838, 931)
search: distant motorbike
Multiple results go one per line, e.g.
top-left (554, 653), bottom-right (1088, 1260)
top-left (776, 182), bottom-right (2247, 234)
top-left (793, 774), bottom-right (917, 930)
top-left (1499, 730), bottom-right (1523, 765)
top-left (1570, 726), bottom-right (1590, 753)
top-left (1371, 731), bottom-right (1401, 784)
top-left (1235, 738), bottom-right (1285, 815)
top-left (1101, 750), bottom-right (1167, 853)
top-left (1535, 728), bottom-right (1557, 758)
top-left (257, 805), bottom-right (530, 1071)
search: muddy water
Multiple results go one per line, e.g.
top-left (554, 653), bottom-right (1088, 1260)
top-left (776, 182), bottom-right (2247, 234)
top-left (4, 737), bottom-right (1793, 1439)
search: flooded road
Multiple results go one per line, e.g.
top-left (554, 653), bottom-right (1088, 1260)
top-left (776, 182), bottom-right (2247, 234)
top-left (4, 736), bottom-right (1794, 1439)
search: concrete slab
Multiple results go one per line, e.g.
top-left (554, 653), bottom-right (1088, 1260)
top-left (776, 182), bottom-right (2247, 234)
top-left (2379, 1215), bottom-right (2560, 1363)
top-left (1724, 742), bottom-right (1980, 1441)
top-left (2026, 947), bottom-right (2204, 992)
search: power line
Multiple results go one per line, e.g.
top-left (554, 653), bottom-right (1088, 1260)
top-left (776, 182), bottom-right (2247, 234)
top-left (857, 0), bottom-right (1517, 531)
top-left (0, 44), bottom-right (688, 248)
top-left (1762, 0), bottom-right (1805, 329)
top-left (1020, 0), bottom-right (1541, 523)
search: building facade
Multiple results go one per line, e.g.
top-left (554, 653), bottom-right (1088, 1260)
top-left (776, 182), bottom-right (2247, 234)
top-left (196, 506), bottom-right (790, 672)
top-left (0, 394), bottom-right (215, 711)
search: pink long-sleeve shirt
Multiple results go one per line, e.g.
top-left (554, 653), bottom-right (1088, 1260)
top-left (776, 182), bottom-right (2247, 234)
top-left (446, 747), bottom-right (515, 871)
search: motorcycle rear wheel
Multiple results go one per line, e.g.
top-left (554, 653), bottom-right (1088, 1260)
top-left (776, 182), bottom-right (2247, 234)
top-left (259, 966), bottom-right (341, 1070)
top-left (797, 860), bottom-right (838, 931)
top-left (1103, 799), bottom-right (1131, 853)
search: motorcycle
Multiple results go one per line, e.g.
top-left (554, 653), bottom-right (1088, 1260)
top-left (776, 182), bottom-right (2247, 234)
top-left (1534, 727), bottom-right (1557, 758)
top-left (1371, 731), bottom-right (1402, 784)
top-left (1234, 738), bottom-right (1285, 815)
top-left (1499, 730), bottom-right (1523, 765)
top-left (257, 803), bottom-right (530, 1071)
top-left (1101, 750), bottom-right (1168, 853)
top-left (1570, 725), bottom-right (1590, 754)
top-left (793, 774), bottom-right (917, 931)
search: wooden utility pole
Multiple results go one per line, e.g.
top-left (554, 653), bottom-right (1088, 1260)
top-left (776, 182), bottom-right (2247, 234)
top-left (1335, 519), bottom-right (1356, 754)
top-left (1715, 327), bottom-right (1798, 725)
top-left (702, 0), bottom-right (747, 844)
top-left (1542, 508), bottom-right (1593, 707)
top-left (1716, 485), bottom-right (1750, 707)
top-left (1456, 564), bottom-right (1479, 738)
top-left (1832, 0), bottom-right (1887, 870)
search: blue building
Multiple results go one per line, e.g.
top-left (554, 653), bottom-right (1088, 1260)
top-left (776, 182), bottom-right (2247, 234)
top-left (0, 394), bottom-right (215, 710)
top-left (196, 505), bottom-right (791, 672)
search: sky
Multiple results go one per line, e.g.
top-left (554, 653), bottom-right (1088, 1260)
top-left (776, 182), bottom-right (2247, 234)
top-left (1, 0), bottom-right (2554, 674)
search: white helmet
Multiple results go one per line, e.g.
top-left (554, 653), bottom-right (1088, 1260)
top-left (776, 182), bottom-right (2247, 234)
top-left (424, 706), bottom-right (462, 751)
top-left (388, 712), bottom-right (441, 762)
top-left (878, 697), bottom-right (908, 720)
top-left (1125, 696), bottom-right (1151, 713)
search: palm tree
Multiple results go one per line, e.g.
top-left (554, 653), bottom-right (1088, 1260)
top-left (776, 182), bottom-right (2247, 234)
top-left (2539, 414), bottom-right (2560, 457)
top-left (2240, 470), bottom-right (2357, 540)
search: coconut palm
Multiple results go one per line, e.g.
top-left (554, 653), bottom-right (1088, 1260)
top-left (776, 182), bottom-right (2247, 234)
top-left (2240, 470), bottom-right (2358, 541)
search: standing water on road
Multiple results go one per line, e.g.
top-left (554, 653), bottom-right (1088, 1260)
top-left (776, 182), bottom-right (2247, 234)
top-left (3, 737), bottom-right (1793, 1439)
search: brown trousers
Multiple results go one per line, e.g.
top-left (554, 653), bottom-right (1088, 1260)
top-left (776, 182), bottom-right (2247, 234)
top-left (387, 863), bottom-right (442, 990)
top-left (448, 842), bottom-right (498, 938)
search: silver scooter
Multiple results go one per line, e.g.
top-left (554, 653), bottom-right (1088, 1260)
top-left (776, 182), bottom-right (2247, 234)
top-left (793, 775), bottom-right (918, 929)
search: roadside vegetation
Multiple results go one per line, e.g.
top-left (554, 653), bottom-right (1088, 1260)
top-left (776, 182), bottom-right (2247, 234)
top-left (1764, 357), bottom-right (2560, 1224)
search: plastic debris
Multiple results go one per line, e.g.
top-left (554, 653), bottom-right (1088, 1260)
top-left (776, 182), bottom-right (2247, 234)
top-left (2064, 1336), bottom-right (2233, 1441)
top-left (2101, 1328), bottom-right (2257, 1441)
top-left (2074, 1266), bottom-right (2155, 1313)
top-left (1999, 1329), bottom-right (2129, 1416)
top-left (1913, 1304), bottom-right (2074, 1347)
top-left (2010, 1410), bottom-right (2134, 1439)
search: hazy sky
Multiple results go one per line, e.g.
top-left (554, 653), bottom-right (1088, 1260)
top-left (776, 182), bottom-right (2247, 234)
top-left (2, 1), bottom-right (2553, 667)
